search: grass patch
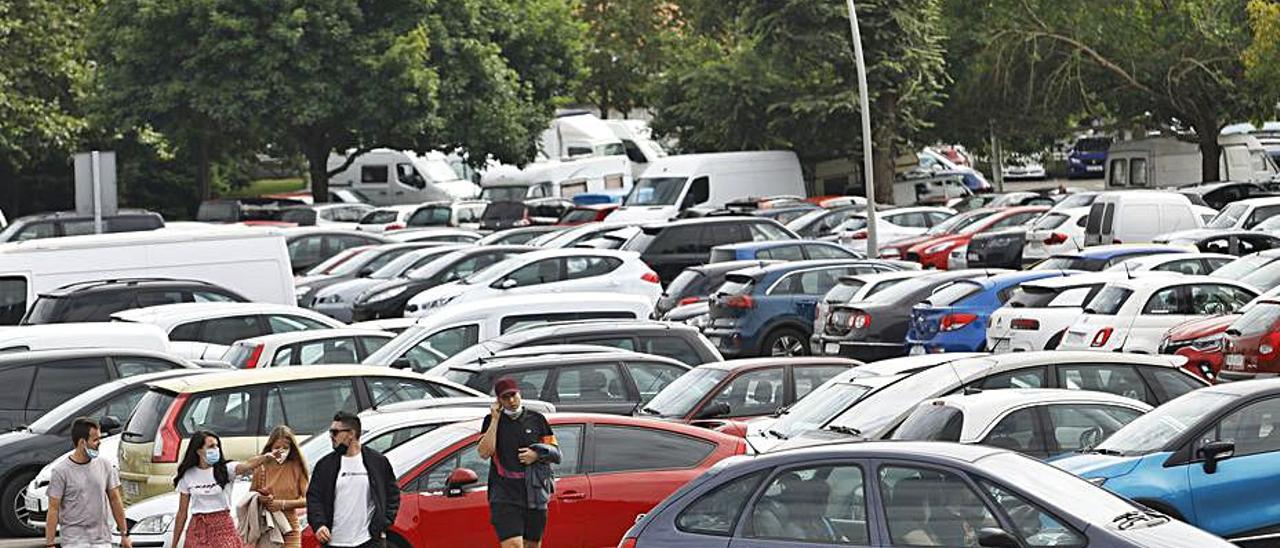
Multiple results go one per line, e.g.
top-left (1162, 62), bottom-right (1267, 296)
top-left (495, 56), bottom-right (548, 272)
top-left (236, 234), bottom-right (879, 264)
top-left (227, 178), bottom-right (307, 198)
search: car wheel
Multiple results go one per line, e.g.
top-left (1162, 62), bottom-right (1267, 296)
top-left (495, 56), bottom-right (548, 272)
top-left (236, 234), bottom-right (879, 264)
top-left (765, 329), bottom-right (809, 357)
top-left (1, 470), bottom-right (39, 537)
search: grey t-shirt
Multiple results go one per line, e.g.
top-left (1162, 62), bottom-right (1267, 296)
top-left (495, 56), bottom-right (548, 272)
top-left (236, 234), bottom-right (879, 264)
top-left (48, 456), bottom-right (120, 544)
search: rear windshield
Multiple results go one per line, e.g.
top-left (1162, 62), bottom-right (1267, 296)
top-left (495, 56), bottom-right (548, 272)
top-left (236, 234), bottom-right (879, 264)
top-left (716, 275), bottom-right (755, 296)
top-left (1085, 286), bottom-right (1132, 315)
top-left (708, 249), bottom-right (736, 263)
top-left (1074, 138), bottom-right (1111, 152)
top-left (825, 280), bottom-right (866, 303)
top-left (1005, 285), bottom-right (1060, 308)
top-left (1034, 256), bottom-right (1105, 272)
top-left (560, 208), bottom-right (599, 224)
top-left (483, 202), bottom-right (526, 221)
top-left (924, 281), bottom-right (982, 306)
top-left (1032, 213), bottom-right (1068, 230)
top-left (223, 343), bottom-right (256, 368)
top-left (665, 270), bottom-right (708, 303)
top-left (891, 404), bottom-right (963, 442)
top-left (280, 209), bottom-right (317, 225)
top-left (1232, 303), bottom-right (1280, 337)
top-left (408, 207), bottom-right (451, 227)
top-left (361, 210), bottom-right (400, 224)
top-left (197, 202), bottom-right (238, 222)
top-left (121, 390), bottom-right (176, 444)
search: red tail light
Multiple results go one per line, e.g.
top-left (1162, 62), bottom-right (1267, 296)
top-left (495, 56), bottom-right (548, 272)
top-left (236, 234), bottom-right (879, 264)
top-left (678, 296), bottom-right (702, 306)
top-left (1112, 239), bottom-right (1123, 244)
top-left (940, 312), bottom-right (979, 332)
top-left (617, 538), bottom-right (637, 548)
top-left (1261, 332), bottom-right (1280, 356)
top-left (1091, 327), bottom-right (1114, 347)
top-left (1043, 232), bottom-right (1067, 245)
top-left (847, 311), bottom-right (871, 329)
top-left (152, 393), bottom-right (190, 464)
top-left (723, 295), bottom-right (755, 309)
top-left (850, 230), bottom-right (868, 240)
top-left (243, 343), bottom-right (265, 369)
top-left (641, 272), bottom-right (661, 284)
top-left (1010, 318), bottom-right (1040, 331)
top-left (386, 223), bottom-right (405, 231)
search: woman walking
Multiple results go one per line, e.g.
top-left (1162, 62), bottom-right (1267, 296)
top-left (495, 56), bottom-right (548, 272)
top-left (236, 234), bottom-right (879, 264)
top-left (171, 431), bottom-right (282, 548)
top-left (248, 426), bottom-right (310, 548)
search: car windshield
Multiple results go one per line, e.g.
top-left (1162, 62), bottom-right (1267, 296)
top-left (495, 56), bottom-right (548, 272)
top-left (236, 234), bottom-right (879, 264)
top-left (1053, 194), bottom-right (1096, 209)
top-left (624, 177), bottom-right (687, 206)
top-left (927, 210), bottom-right (994, 236)
top-left (1074, 138), bottom-right (1111, 152)
top-left (1005, 285), bottom-right (1059, 308)
top-left (826, 362), bottom-right (972, 437)
top-left (1232, 302), bottom-right (1280, 336)
top-left (1094, 390), bottom-right (1237, 456)
top-left (640, 368), bottom-right (730, 418)
top-left (864, 275), bottom-right (948, 305)
top-left (769, 382), bottom-right (875, 439)
top-left (1253, 215), bottom-right (1280, 232)
top-left (786, 209), bottom-right (829, 232)
top-left (480, 186), bottom-right (527, 202)
top-left (890, 404), bottom-right (963, 442)
top-left (825, 280), bottom-right (867, 303)
top-left (28, 382), bottom-right (132, 433)
top-left (1213, 255), bottom-right (1274, 281)
top-left (306, 247), bottom-right (373, 276)
top-left (1208, 202), bottom-right (1249, 229)
top-left (408, 207), bottom-right (452, 227)
top-left (1034, 255), bottom-right (1106, 271)
top-left (1083, 285), bottom-right (1131, 315)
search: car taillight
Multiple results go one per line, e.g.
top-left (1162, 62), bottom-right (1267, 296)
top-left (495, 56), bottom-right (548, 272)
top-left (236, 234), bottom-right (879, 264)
top-left (723, 295), bottom-right (755, 309)
top-left (1112, 239), bottom-right (1122, 244)
top-left (850, 230), bottom-right (868, 240)
top-left (1091, 327), bottom-right (1114, 348)
top-left (849, 312), bottom-right (871, 329)
top-left (152, 393), bottom-right (190, 464)
top-left (1043, 232), bottom-right (1067, 245)
top-left (386, 223), bottom-right (405, 231)
top-left (1010, 318), bottom-right (1040, 331)
top-left (940, 313), bottom-right (978, 332)
top-left (641, 272), bottom-right (661, 284)
top-left (678, 296), bottom-right (702, 306)
top-left (617, 538), bottom-right (637, 548)
top-left (243, 343), bottom-right (265, 369)
top-left (1262, 332), bottom-right (1280, 356)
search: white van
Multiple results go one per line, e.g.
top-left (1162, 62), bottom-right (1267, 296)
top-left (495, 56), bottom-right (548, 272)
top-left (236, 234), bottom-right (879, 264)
top-left (0, 227), bottom-right (295, 325)
top-left (608, 151), bottom-right (805, 222)
top-left (1104, 135), bottom-right (1279, 188)
top-left (360, 292), bottom-right (654, 372)
top-left (480, 155), bottom-right (632, 202)
top-left (328, 149), bottom-right (480, 206)
top-left (0, 323), bottom-right (170, 353)
top-left (1083, 191), bottom-right (1203, 246)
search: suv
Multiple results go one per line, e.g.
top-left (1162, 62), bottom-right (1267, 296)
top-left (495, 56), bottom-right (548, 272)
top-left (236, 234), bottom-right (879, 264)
top-left (432, 319), bottom-right (723, 370)
top-left (620, 217), bottom-right (799, 284)
top-left (20, 279), bottom-right (247, 324)
top-left (0, 210), bottom-right (164, 243)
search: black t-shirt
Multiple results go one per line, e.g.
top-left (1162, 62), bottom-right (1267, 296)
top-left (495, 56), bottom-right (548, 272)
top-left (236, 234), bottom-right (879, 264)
top-left (481, 409), bottom-right (553, 507)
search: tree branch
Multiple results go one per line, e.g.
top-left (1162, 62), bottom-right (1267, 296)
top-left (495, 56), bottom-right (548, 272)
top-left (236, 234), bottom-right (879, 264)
top-left (327, 146), bottom-right (374, 178)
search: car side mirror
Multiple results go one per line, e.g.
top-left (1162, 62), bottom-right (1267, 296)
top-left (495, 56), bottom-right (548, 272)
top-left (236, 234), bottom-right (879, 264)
top-left (977, 527), bottom-right (1021, 548)
top-left (391, 357), bottom-right (414, 370)
top-left (498, 278), bottom-right (518, 290)
top-left (100, 415), bottom-right (122, 435)
top-left (694, 401), bottom-right (731, 420)
top-left (445, 467), bottom-right (479, 498)
top-left (1198, 440), bottom-right (1235, 474)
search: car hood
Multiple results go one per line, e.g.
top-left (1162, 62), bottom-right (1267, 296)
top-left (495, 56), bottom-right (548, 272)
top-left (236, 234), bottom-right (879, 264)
top-left (1166, 314), bottom-right (1237, 342)
top-left (294, 273), bottom-right (341, 287)
top-left (1051, 451), bottom-right (1146, 480)
top-left (1115, 519), bottom-right (1237, 548)
top-left (907, 234), bottom-right (967, 254)
top-left (315, 277), bottom-right (385, 301)
top-left (404, 280), bottom-right (468, 308)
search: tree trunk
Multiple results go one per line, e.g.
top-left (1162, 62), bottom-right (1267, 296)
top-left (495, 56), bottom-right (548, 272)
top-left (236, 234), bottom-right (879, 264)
top-left (195, 135), bottom-right (212, 200)
top-left (871, 142), bottom-right (896, 206)
top-left (1197, 130), bottom-right (1221, 183)
top-left (303, 138), bottom-right (331, 204)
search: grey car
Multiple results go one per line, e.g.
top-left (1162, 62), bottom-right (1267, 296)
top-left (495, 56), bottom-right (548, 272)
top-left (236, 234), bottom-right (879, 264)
top-left (620, 441), bottom-right (1233, 548)
top-left (308, 244), bottom-right (469, 321)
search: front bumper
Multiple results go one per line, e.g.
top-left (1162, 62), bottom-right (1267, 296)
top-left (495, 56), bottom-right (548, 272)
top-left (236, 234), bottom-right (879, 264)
top-left (310, 301), bottom-right (355, 323)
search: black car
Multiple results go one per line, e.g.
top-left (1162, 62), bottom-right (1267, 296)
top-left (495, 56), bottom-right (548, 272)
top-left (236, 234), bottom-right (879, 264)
top-left (0, 368), bottom-right (213, 536)
top-left (437, 350), bottom-right (692, 414)
top-left (0, 210), bottom-right (164, 243)
top-left (436, 319), bottom-right (723, 369)
top-left (1177, 181), bottom-right (1272, 210)
top-left (480, 198), bottom-right (572, 230)
top-left (1155, 229), bottom-right (1280, 256)
top-left (620, 217), bottom-right (799, 284)
top-left (964, 227), bottom-right (1030, 269)
top-left (814, 269), bottom-right (997, 361)
top-left (655, 260), bottom-right (777, 318)
top-left (284, 228), bottom-right (390, 274)
top-left (20, 278), bottom-right (247, 325)
top-left (196, 197), bottom-right (308, 223)
top-left (784, 205), bottom-right (863, 239)
top-left (353, 245), bottom-right (533, 321)
top-left (294, 242), bottom-right (445, 306)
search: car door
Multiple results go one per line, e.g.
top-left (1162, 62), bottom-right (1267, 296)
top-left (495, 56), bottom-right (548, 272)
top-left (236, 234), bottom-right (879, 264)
top-left (728, 460), bottom-right (873, 547)
top-left (1125, 285), bottom-right (1195, 352)
top-left (1187, 396), bottom-right (1280, 536)
top-left (547, 362), bottom-right (635, 414)
top-left (0, 365), bottom-right (36, 430)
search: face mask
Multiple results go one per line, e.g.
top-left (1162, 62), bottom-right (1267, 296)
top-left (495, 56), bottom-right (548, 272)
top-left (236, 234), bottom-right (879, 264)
top-left (502, 405), bottom-right (524, 418)
top-left (204, 448), bottom-right (221, 466)
top-left (274, 449), bottom-right (290, 464)
top-left (333, 443), bottom-right (349, 456)
top-left (85, 447), bottom-right (99, 460)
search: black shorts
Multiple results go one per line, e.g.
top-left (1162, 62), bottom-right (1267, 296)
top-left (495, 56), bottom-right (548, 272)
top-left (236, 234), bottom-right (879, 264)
top-left (490, 503), bottom-right (548, 542)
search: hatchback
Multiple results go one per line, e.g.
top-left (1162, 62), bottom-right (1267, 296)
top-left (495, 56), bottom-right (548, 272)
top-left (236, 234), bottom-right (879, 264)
top-left (709, 240), bottom-right (862, 263)
top-left (987, 272), bottom-right (1121, 353)
top-left (1220, 299), bottom-right (1280, 381)
top-left (639, 357), bottom-right (860, 425)
top-left (656, 260), bottom-right (777, 319)
top-left (220, 328), bottom-right (396, 368)
top-left (19, 278), bottom-right (246, 324)
top-left (906, 270), bottom-right (1070, 354)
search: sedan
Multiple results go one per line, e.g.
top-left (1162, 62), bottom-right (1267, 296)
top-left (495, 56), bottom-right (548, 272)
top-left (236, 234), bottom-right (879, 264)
top-left (638, 357), bottom-right (860, 425)
top-left (620, 441), bottom-right (1232, 548)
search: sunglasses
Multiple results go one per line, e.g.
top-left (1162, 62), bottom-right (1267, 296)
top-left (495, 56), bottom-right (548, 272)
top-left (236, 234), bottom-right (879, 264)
top-left (329, 428), bottom-right (353, 437)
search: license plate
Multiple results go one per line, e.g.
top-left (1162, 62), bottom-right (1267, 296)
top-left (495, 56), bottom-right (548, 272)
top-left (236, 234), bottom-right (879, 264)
top-left (1086, 165), bottom-right (1103, 172)
top-left (824, 343), bottom-right (840, 355)
top-left (909, 345), bottom-right (926, 356)
top-left (123, 481), bottom-right (140, 496)
top-left (1225, 354), bottom-right (1245, 369)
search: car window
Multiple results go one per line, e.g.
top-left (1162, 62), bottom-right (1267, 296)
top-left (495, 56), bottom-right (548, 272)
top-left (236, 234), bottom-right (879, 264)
top-left (745, 464), bottom-right (868, 544)
top-left (268, 314), bottom-right (331, 333)
top-left (91, 387), bottom-right (151, 425)
top-left (758, 245), bottom-right (804, 261)
top-left (988, 212), bottom-right (1039, 230)
top-left (365, 377), bottom-right (435, 407)
top-left (504, 258), bottom-right (563, 287)
top-left (361, 165), bottom-right (388, 183)
top-left (192, 290), bottom-right (240, 303)
top-left (1189, 284), bottom-right (1253, 315)
top-left (30, 359), bottom-right (111, 411)
top-left (0, 277), bottom-right (28, 325)
top-left (421, 443), bottom-right (491, 492)
top-left (646, 226), bottom-right (701, 255)
top-left (1196, 396), bottom-right (1280, 458)
top-left (769, 268), bottom-right (843, 297)
top-left (179, 389), bottom-right (255, 436)
top-left (981, 407), bottom-right (1042, 456)
top-left (794, 366), bottom-right (850, 400)
top-left (403, 324), bottom-right (480, 372)
top-left (553, 364), bottom-right (627, 403)
top-left (981, 481), bottom-right (1086, 547)
top-left (294, 337), bottom-right (360, 364)
top-left (59, 292), bottom-right (135, 322)
top-left (977, 367), bottom-right (1045, 390)
top-left (363, 424), bottom-right (442, 455)
top-left (1142, 286), bottom-right (1185, 315)
top-left (889, 212), bottom-right (929, 228)
top-left (358, 336), bottom-right (391, 355)
top-left (749, 222), bottom-right (792, 241)
top-left (593, 425), bottom-right (716, 473)
top-left (1058, 364), bottom-right (1149, 403)
top-left (703, 223), bottom-right (751, 248)
top-left (0, 366), bottom-right (35, 413)
top-left (804, 244), bottom-right (853, 260)
top-left (624, 361), bottom-right (687, 402)
top-left (563, 256), bottom-right (621, 281)
top-left (1153, 259), bottom-right (1207, 275)
top-left (710, 367), bottom-right (785, 417)
top-left (288, 236), bottom-right (325, 268)
top-left (677, 470), bottom-right (768, 536)
top-left (1147, 369), bottom-right (1202, 400)
top-left (1046, 286), bottom-right (1095, 308)
top-left (193, 316), bottom-right (265, 346)
top-left (879, 465), bottom-right (996, 547)
top-left (14, 222), bottom-right (57, 241)
top-left (134, 290), bottom-right (189, 309)
top-left (1046, 404), bottom-right (1144, 455)
top-left (639, 336), bottom-right (703, 366)
top-left (114, 357), bottom-right (178, 377)
top-left (264, 379), bottom-right (358, 434)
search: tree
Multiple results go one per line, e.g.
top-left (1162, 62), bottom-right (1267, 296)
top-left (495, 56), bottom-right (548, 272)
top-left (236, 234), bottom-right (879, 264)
top-left (577, 0), bottom-right (678, 118)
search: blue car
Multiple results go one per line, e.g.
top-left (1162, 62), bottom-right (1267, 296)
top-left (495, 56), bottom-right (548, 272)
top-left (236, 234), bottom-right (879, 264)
top-left (704, 260), bottom-right (901, 357)
top-left (1067, 136), bottom-right (1112, 179)
top-left (906, 270), bottom-right (1071, 353)
top-left (1056, 379), bottom-right (1280, 541)
top-left (620, 441), bottom-right (1233, 548)
top-left (710, 240), bottom-right (863, 263)
top-left (1030, 244), bottom-right (1191, 272)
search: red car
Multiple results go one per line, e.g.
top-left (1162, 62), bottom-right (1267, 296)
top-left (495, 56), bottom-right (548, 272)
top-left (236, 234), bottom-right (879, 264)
top-left (1161, 314), bottom-right (1238, 382)
top-left (557, 204), bottom-right (619, 225)
top-left (302, 413), bottom-right (746, 548)
top-left (880, 208), bottom-right (1000, 259)
top-left (904, 206), bottom-right (1047, 269)
top-left (1220, 300), bottom-right (1280, 382)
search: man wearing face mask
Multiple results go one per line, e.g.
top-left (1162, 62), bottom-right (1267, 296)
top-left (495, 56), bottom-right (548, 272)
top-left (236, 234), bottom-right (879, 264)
top-left (478, 377), bottom-right (558, 548)
top-left (306, 411), bottom-right (399, 547)
top-left (45, 417), bottom-right (131, 548)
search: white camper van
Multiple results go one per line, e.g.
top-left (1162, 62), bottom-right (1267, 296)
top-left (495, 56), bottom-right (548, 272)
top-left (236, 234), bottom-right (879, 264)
top-left (608, 151), bottom-right (806, 222)
top-left (328, 149), bottom-right (480, 206)
top-left (480, 155), bottom-right (632, 202)
top-left (1083, 191), bottom-right (1203, 246)
top-left (0, 227), bottom-right (296, 325)
top-left (1104, 135), bottom-right (1279, 189)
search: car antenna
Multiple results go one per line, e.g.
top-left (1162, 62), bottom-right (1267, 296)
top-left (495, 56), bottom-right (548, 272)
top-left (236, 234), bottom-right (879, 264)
top-left (1124, 261), bottom-right (1134, 280)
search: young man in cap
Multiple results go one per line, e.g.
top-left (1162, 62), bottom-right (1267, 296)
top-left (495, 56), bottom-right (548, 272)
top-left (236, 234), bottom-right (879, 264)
top-left (477, 377), bottom-right (557, 548)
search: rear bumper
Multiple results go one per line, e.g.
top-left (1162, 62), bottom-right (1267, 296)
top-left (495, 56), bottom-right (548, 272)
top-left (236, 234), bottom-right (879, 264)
top-left (812, 339), bottom-right (906, 362)
top-left (703, 328), bottom-right (755, 358)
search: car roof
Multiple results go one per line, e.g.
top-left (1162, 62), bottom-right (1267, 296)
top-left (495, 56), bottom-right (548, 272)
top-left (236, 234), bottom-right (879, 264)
top-left (926, 388), bottom-right (1153, 436)
top-left (1104, 274), bottom-right (1252, 292)
top-left (1119, 252), bottom-right (1235, 267)
top-left (689, 260), bottom-right (779, 275)
top-left (640, 216), bottom-right (770, 231)
top-left (1020, 272), bottom-right (1125, 289)
top-left (731, 259), bottom-right (882, 279)
top-left (760, 440), bottom-right (1009, 464)
top-left (11, 209), bottom-right (158, 222)
top-left (234, 328), bottom-right (395, 347)
top-left (0, 347), bottom-right (193, 368)
top-left (283, 227), bottom-right (391, 239)
top-left (42, 278), bottom-right (224, 296)
top-left (838, 270), bottom-right (927, 285)
top-left (148, 365), bottom-right (444, 394)
top-left (451, 350), bottom-right (688, 372)
top-left (498, 319), bottom-right (695, 340)
top-left (699, 357), bottom-right (861, 373)
top-left (1196, 377), bottom-right (1280, 397)
top-left (714, 240), bottom-right (842, 252)
top-left (111, 302), bottom-right (337, 327)
top-left (1053, 244), bottom-right (1190, 259)
top-left (842, 353), bottom-right (986, 380)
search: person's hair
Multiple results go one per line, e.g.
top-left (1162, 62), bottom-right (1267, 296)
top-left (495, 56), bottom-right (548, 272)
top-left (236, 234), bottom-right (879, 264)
top-left (174, 431), bottom-right (229, 488)
top-left (262, 425), bottom-right (309, 480)
top-left (70, 417), bottom-right (98, 449)
top-left (333, 410), bottom-right (361, 437)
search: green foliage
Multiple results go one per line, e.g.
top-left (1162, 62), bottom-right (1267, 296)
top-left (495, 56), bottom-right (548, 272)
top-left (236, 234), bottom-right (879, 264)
top-left (577, 0), bottom-right (679, 118)
top-left (1245, 0), bottom-right (1280, 107)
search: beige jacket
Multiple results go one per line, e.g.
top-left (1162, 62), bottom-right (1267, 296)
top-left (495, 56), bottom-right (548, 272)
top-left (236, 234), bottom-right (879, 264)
top-left (236, 491), bottom-right (294, 547)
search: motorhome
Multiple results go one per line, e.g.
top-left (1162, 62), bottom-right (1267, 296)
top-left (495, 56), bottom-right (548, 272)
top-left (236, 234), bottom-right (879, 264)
top-left (480, 155), bottom-right (632, 202)
top-left (608, 151), bottom-right (806, 222)
top-left (0, 227), bottom-right (295, 325)
top-left (327, 149), bottom-right (480, 205)
top-left (1104, 135), bottom-right (1279, 189)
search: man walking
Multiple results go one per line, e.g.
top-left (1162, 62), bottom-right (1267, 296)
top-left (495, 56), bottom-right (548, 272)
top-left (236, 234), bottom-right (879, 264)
top-left (45, 417), bottom-right (131, 548)
top-left (306, 411), bottom-right (399, 548)
top-left (478, 377), bottom-right (559, 548)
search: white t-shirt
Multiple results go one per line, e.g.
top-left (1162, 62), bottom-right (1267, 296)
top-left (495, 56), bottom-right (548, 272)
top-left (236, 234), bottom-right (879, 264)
top-left (330, 455), bottom-right (373, 547)
top-left (175, 462), bottom-right (238, 515)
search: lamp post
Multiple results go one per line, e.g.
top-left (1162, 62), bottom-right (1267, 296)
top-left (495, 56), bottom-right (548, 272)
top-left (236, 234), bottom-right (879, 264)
top-left (845, 0), bottom-right (878, 257)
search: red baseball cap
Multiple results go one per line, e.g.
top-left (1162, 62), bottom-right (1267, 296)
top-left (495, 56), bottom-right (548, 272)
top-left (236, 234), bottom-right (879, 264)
top-left (493, 377), bottom-right (520, 397)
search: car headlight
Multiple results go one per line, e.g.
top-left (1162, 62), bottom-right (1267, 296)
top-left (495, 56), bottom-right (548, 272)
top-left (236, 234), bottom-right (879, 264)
top-left (925, 242), bottom-right (956, 255)
top-left (365, 285), bottom-right (409, 303)
top-left (130, 513), bottom-right (174, 534)
top-left (1190, 333), bottom-right (1224, 352)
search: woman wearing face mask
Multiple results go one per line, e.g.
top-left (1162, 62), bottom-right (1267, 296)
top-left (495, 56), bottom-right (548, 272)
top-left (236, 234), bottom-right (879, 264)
top-left (249, 426), bottom-right (310, 548)
top-left (171, 431), bottom-right (282, 548)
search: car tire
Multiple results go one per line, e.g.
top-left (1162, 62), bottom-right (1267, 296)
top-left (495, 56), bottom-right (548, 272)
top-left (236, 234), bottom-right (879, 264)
top-left (1, 470), bottom-right (39, 537)
top-left (764, 328), bottom-right (809, 357)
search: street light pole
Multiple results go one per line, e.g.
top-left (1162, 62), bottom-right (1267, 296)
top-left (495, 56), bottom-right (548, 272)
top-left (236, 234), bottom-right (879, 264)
top-left (845, 0), bottom-right (877, 257)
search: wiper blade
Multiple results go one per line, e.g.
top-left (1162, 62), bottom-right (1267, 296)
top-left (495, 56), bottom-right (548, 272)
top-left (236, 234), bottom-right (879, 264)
top-left (827, 425), bottom-right (863, 437)
top-left (1081, 447), bottom-right (1124, 456)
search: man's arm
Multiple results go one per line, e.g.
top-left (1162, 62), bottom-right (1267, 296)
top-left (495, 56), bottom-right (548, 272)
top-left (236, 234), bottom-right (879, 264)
top-left (44, 497), bottom-right (59, 548)
top-left (381, 456), bottom-right (400, 526)
top-left (305, 459), bottom-right (331, 532)
top-left (477, 407), bottom-right (500, 459)
top-left (108, 486), bottom-right (132, 548)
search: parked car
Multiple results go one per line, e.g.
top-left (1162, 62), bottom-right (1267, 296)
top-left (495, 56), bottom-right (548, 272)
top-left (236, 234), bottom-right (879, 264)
top-left (906, 270), bottom-right (1072, 354)
top-left (638, 357), bottom-right (860, 425)
top-left (110, 302), bottom-right (346, 359)
top-left (962, 226), bottom-right (1034, 270)
top-left (533, 220), bottom-right (643, 249)
top-left (1155, 228), bottom-right (1280, 256)
top-left (306, 245), bottom-right (469, 321)
top-left (1066, 136), bottom-right (1112, 178)
top-left (655, 260), bottom-right (776, 319)
top-left (833, 207), bottom-right (956, 255)
top-left (116, 365), bottom-right (480, 504)
top-left (196, 198), bottom-right (306, 223)
top-left (18, 278), bottom-right (246, 324)
top-left (1020, 205), bottom-right (1094, 266)
top-left (812, 271), bottom-right (929, 350)
top-left (0, 323), bottom-right (171, 354)
top-left (1002, 154), bottom-right (1048, 180)
top-left (284, 227), bottom-right (390, 274)
top-left (0, 210), bottom-right (164, 243)
top-left (474, 225), bottom-right (560, 246)
top-left (709, 240), bottom-right (863, 262)
top-left (353, 245), bottom-right (533, 321)
top-left (479, 198), bottom-right (572, 230)
top-left (432, 319), bottom-right (722, 371)
top-left (891, 388), bottom-right (1151, 459)
top-left (1202, 196), bottom-right (1280, 229)
top-left (0, 368), bottom-right (214, 535)
top-left (905, 206), bottom-right (1047, 269)
top-left (987, 273), bottom-right (1122, 352)
top-left (278, 203), bottom-right (374, 228)
top-left (1177, 180), bottom-right (1271, 210)
top-left (620, 441), bottom-right (1233, 548)
top-left (1030, 244), bottom-right (1192, 271)
top-left (705, 260), bottom-right (898, 358)
top-left (1219, 299), bottom-right (1280, 382)
top-left (1084, 191), bottom-right (1204, 246)
top-left (355, 204), bottom-right (418, 232)
top-left (880, 208), bottom-right (1000, 259)
top-left (220, 328), bottom-right (396, 368)
top-left (1103, 252), bottom-right (1235, 274)
top-left (294, 242), bottom-right (444, 306)
top-left (556, 203), bottom-right (619, 225)
top-left (403, 248), bottom-right (661, 318)
top-left (784, 205), bottom-right (863, 239)
top-left (1055, 379), bottom-right (1280, 541)
top-left (1211, 249), bottom-right (1280, 292)
top-left (405, 200), bottom-right (488, 230)
top-left (1061, 276), bottom-right (1258, 353)
top-left (1160, 313), bottom-right (1239, 382)
top-left (620, 217), bottom-right (799, 284)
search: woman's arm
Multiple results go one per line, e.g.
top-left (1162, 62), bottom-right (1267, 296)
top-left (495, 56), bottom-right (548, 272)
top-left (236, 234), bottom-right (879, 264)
top-left (285, 464), bottom-right (310, 511)
top-left (233, 453), bottom-right (274, 476)
top-left (170, 493), bottom-right (190, 547)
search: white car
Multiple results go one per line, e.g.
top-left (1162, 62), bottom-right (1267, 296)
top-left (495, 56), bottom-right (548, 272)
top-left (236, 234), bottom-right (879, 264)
top-left (1061, 276), bottom-right (1259, 353)
top-left (1205, 196), bottom-right (1280, 230)
top-left (533, 221), bottom-right (645, 249)
top-left (355, 204), bottom-right (418, 233)
top-left (111, 302), bottom-right (346, 359)
top-left (1024, 206), bottom-right (1090, 261)
top-left (1103, 252), bottom-right (1234, 275)
top-left (404, 200), bottom-right (489, 231)
top-left (834, 207), bottom-right (955, 254)
top-left (987, 272), bottom-right (1124, 352)
top-left (891, 388), bottom-right (1151, 458)
top-left (383, 227), bottom-right (482, 244)
top-left (279, 203), bottom-right (374, 230)
top-left (221, 328), bottom-right (396, 368)
top-left (1001, 155), bottom-right (1047, 180)
top-left (403, 248), bottom-right (662, 317)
